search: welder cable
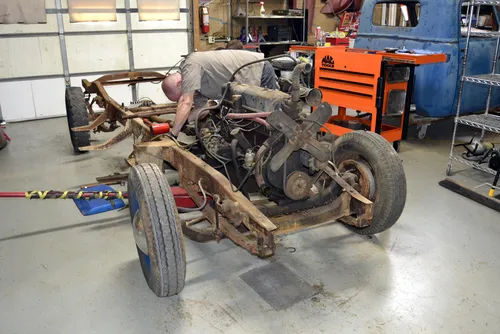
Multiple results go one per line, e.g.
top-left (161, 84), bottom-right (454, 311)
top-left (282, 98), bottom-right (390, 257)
top-left (152, 57), bottom-right (185, 84)
top-left (177, 179), bottom-right (208, 213)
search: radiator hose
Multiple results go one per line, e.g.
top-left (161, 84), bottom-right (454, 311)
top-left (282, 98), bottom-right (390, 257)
top-left (291, 63), bottom-right (312, 103)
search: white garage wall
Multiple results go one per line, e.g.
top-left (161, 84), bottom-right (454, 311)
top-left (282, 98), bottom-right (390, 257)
top-left (0, 0), bottom-right (191, 122)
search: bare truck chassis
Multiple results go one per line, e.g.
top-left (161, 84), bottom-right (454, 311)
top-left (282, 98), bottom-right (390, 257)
top-left (67, 70), bottom-right (406, 297)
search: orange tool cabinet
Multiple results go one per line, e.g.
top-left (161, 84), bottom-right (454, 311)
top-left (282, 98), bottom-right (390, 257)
top-left (313, 47), bottom-right (446, 149)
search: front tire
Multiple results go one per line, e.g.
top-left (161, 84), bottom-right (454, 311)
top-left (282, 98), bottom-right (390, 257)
top-left (128, 163), bottom-right (186, 297)
top-left (65, 87), bottom-right (90, 153)
top-left (332, 131), bottom-right (407, 235)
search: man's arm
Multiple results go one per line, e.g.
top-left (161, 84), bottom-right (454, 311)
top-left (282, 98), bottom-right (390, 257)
top-left (172, 91), bottom-right (195, 136)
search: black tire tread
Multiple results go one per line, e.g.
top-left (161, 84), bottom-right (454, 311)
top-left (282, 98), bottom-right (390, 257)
top-left (65, 87), bottom-right (90, 153)
top-left (128, 163), bottom-right (186, 297)
top-left (0, 128), bottom-right (7, 150)
top-left (333, 131), bottom-right (407, 235)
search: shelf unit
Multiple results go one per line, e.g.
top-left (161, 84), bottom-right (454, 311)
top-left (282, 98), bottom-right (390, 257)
top-left (228, 0), bottom-right (306, 47)
top-left (447, 0), bottom-right (500, 177)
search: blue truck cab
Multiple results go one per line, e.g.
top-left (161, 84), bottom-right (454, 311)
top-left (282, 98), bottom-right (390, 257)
top-left (355, 0), bottom-right (500, 117)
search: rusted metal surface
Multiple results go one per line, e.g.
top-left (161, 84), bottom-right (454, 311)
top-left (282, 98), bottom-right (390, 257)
top-left (73, 112), bottom-right (109, 132)
top-left (284, 171), bottom-right (312, 201)
top-left (134, 139), bottom-right (278, 257)
top-left (181, 215), bottom-right (216, 243)
top-left (71, 71), bottom-right (168, 151)
top-left (126, 103), bottom-right (178, 112)
top-left (217, 199), bottom-right (248, 228)
top-left (96, 173), bottom-right (129, 184)
top-left (323, 166), bottom-right (373, 228)
top-left (185, 184), bottom-right (274, 258)
top-left (79, 121), bottom-right (133, 151)
top-left (121, 109), bottom-right (176, 119)
top-left (133, 136), bottom-right (375, 256)
top-left (271, 192), bottom-right (351, 234)
top-left (73, 71), bottom-right (378, 257)
top-left (324, 166), bottom-right (372, 206)
top-left (338, 159), bottom-right (376, 201)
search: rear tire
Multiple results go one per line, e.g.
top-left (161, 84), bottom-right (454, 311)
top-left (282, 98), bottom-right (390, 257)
top-left (0, 128), bottom-right (7, 150)
top-left (332, 131), bottom-right (407, 235)
top-left (128, 163), bottom-right (186, 297)
top-left (65, 87), bottom-right (90, 153)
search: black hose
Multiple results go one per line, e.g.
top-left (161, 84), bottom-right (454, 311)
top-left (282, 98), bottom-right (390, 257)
top-left (229, 54), bottom-right (297, 84)
top-left (291, 63), bottom-right (312, 102)
top-left (231, 139), bottom-right (249, 199)
top-left (235, 133), bottom-right (284, 192)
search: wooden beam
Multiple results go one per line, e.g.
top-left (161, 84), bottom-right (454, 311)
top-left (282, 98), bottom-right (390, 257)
top-left (193, 0), bottom-right (200, 50)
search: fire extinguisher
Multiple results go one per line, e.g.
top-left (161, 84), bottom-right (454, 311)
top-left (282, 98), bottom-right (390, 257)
top-left (200, 6), bottom-right (209, 34)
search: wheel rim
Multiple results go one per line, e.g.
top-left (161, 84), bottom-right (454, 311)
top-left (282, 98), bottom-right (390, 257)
top-left (130, 190), bottom-right (151, 272)
top-left (339, 159), bottom-right (376, 200)
top-left (132, 211), bottom-right (149, 255)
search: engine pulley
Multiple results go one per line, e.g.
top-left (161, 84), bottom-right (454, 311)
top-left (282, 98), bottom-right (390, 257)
top-left (284, 171), bottom-right (312, 201)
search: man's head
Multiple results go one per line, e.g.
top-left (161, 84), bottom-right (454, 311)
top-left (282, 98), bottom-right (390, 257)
top-left (161, 72), bottom-right (182, 101)
top-left (226, 40), bottom-right (244, 50)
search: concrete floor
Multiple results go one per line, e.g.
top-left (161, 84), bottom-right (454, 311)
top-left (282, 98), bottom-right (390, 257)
top-left (0, 118), bottom-right (499, 333)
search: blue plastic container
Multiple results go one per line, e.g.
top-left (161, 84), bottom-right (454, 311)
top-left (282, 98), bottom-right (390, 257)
top-left (73, 185), bottom-right (126, 216)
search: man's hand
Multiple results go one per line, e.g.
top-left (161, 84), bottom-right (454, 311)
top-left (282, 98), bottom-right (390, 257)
top-left (172, 91), bottom-right (195, 136)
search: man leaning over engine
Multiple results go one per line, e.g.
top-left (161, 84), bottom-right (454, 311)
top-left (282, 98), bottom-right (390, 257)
top-left (162, 49), bottom-right (277, 136)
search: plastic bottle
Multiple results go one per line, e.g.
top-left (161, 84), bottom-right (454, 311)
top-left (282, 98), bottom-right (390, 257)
top-left (315, 26), bottom-right (322, 46)
top-left (260, 2), bottom-right (265, 16)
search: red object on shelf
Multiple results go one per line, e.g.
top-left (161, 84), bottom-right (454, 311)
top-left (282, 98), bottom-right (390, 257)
top-left (339, 11), bottom-right (361, 37)
top-left (325, 37), bottom-right (350, 45)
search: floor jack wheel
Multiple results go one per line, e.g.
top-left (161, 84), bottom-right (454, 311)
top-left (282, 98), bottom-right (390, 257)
top-left (128, 163), bottom-right (186, 297)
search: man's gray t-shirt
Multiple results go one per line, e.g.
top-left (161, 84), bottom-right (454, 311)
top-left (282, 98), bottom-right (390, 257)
top-left (181, 50), bottom-right (265, 107)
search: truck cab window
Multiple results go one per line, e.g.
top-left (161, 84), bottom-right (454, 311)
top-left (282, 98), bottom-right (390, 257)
top-left (372, 2), bottom-right (420, 27)
top-left (461, 2), bottom-right (499, 37)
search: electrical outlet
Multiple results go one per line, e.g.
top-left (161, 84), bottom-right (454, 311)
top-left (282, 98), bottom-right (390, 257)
top-left (208, 36), bottom-right (216, 44)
